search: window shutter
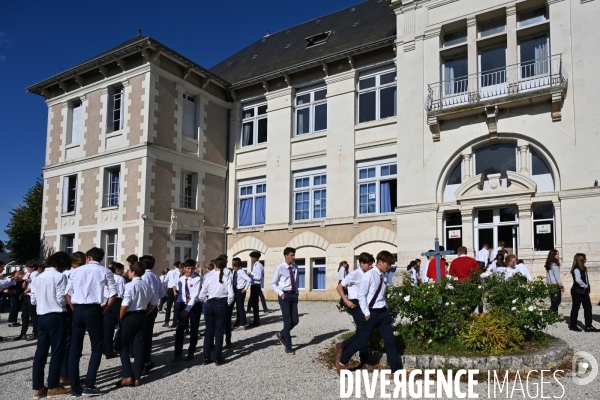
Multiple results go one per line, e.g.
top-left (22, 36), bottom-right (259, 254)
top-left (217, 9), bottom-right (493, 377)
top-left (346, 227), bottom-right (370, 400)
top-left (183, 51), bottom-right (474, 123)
top-left (62, 176), bottom-right (70, 214)
top-left (71, 104), bottom-right (82, 143)
top-left (119, 89), bottom-right (125, 130)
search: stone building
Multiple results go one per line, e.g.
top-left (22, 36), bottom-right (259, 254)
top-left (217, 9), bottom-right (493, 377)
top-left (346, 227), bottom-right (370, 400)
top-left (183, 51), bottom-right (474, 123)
top-left (29, 0), bottom-right (600, 301)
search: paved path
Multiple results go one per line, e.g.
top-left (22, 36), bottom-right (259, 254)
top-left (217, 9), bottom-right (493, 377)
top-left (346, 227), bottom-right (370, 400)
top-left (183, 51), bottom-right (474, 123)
top-left (0, 302), bottom-right (599, 399)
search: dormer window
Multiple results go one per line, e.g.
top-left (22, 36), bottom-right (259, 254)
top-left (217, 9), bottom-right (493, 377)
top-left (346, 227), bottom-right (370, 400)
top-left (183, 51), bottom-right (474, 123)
top-left (305, 31), bottom-right (332, 48)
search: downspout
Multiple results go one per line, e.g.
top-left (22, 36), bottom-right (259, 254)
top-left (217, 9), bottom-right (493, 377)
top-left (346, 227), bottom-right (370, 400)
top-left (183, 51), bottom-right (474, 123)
top-left (223, 105), bottom-right (231, 254)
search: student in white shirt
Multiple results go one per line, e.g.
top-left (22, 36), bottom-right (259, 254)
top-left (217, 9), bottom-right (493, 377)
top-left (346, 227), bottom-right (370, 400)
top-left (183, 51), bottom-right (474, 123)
top-left (336, 252), bottom-right (375, 372)
top-left (476, 244), bottom-right (490, 271)
top-left (421, 253), bottom-right (433, 283)
top-left (172, 261), bottom-right (203, 363)
top-left (490, 241), bottom-right (505, 263)
top-left (514, 259), bottom-right (532, 282)
top-left (336, 261), bottom-right (350, 312)
top-left (104, 262), bottom-right (126, 359)
top-left (231, 258), bottom-right (252, 330)
top-left (248, 251), bottom-right (264, 327)
top-left (407, 260), bottom-right (420, 285)
top-left (199, 257), bottom-right (234, 366)
top-left (337, 250), bottom-right (400, 375)
top-left (20, 261), bottom-right (43, 341)
top-left (114, 261), bottom-right (153, 388)
top-left (30, 251), bottom-right (72, 399)
top-left (158, 268), bottom-right (169, 313)
top-left (271, 247), bottom-right (300, 355)
top-left (163, 261), bottom-right (181, 327)
top-left (138, 255), bottom-right (164, 375)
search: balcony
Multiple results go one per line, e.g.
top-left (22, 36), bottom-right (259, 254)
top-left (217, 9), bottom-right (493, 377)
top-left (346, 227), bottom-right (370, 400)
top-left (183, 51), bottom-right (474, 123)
top-left (425, 54), bottom-right (568, 123)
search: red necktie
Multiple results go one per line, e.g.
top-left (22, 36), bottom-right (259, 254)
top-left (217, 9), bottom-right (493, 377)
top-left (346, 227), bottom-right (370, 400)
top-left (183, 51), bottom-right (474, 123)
top-left (288, 267), bottom-right (296, 293)
top-left (185, 278), bottom-right (191, 303)
top-left (368, 274), bottom-right (384, 309)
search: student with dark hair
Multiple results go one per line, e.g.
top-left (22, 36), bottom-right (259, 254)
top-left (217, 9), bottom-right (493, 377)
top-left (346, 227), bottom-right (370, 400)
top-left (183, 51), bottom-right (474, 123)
top-left (232, 259), bottom-right (252, 330)
top-left (569, 253), bottom-right (596, 332)
top-left (271, 247), bottom-right (299, 355)
top-left (545, 249), bottom-right (563, 312)
top-left (66, 247), bottom-right (117, 397)
top-left (247, 251), bottom-right (264, 327)
top-left (336, 252), bottom-right (375, 372)
top-left (138, 255), bottom-right (164, 375)
top-left (338, 250), bottom-right (400, 376)
top-left (158, 268), bottom-right (169, 313)
top-left (104, 262), bottom-right (126, 358)
top-left (30, 251), bottom-right (72, 398)
top-left (164, 261), bottom-right (181, 327)
top-left (19, 261), bottom-right (42, 341)
top-left (199, 257), bottom-right (234, 365)
top-left (126, 254), bottom-right (138, 267)
top-left (172, 261), bottom-right (203, 363)
top-left (115, 261), bottom-right (152, 388)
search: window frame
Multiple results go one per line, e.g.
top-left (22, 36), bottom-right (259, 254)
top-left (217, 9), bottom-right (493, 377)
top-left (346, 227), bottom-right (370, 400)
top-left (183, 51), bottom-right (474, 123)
top-left (108, 86), bottom-right (125, 133)
top-left (295, 259), bottom-right (306, 290)
top-left (103, 166), bottom-right (121, 208)
top-left (101, 230), bottom-right (118, 267)
top-left (356, 158), bottom-right (398, 216)
top-left (531, 203), bottom-right (555, 252)
top-left (292, 169), bottom-right (327, 222)
top-left (179, 171), bottom-right (198, 210)
top-left (68, 101), bottom-right (83, 145)
top-left (182, 93), bottom-right (198, 140)
top-left (240, 102), bottom-right (268, 148)
top-left (357, 66), bottom-right (397, 124)
top-left (237, 178), bottom-right (267, 227)
top-left (60, 234), bottom-right (75, 256)
top-left (61, 175), bottom-right (78, 215)
top-left (518, 6), bottom-right (548, 28)
top-left (443, 211), bottom-right (463, 252)
top-left (294, 86), bottom-right (327, 136)
top-left (311, 258), bottom-right (326, 290)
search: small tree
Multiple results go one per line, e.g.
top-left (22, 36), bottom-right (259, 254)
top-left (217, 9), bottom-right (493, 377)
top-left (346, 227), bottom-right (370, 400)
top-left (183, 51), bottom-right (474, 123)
top-left (4, 177), bottom-right (43, 263)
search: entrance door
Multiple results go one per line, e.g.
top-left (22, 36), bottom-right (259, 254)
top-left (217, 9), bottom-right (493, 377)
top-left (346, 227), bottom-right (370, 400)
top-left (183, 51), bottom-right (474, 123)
top-left (174, 232), bottom-right (194, 262)
top-left (475, 207), bottom-right (519, 254)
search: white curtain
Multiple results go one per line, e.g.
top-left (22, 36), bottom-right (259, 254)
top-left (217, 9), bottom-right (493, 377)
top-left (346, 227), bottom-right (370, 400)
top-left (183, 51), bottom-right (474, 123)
top-left (71, 104), bottom-right (82, 143)
top-left (62, 176), bottom-right (70, 214)
top-left (533, 36), bottom-right (548, 75)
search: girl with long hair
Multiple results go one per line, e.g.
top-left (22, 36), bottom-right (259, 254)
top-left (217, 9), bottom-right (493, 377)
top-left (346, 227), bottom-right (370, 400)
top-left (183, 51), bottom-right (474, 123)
top-left (569, 253), bottom-right (596, 332)
top-left (544, 249), bottom-right (563, 312)
top-left (336, 261), bottom-right (349, 312)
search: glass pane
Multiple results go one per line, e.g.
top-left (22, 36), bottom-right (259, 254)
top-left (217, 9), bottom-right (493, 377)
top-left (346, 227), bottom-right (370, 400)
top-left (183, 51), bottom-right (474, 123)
top-left (380, 71), bottom-right (396, 85)
top-left (314, 89), bottom-right (327, 101)
top-left (314, 103), bottom-right (327, 131)
top-left (257, 118), bottom-right (267, 143)
top-left (443, 29), bottom-right (467, 47)
top-left (242, 122), bottom-right (254, 146)
top-left (296, 94), bottom-right (311, 106)
top-left (533, 221), bottom-right (554, 251)
top-left (447, 163), bottom-right (462, 185)
top-left (359, 77), bottom-right (376, 90)
top-left (296, 108), bottom-right (310, 135)
top-left (533, 204), bottom-right (554, 220)
top-left (478, 229), bottom-right (493, 254)
top-left (444, 56), bottom-right (469, 93)
top-left (368, 168), bottom-right (376, 178)
top-left (242, 108), bottom-right (254, 119)
top-left (256, 184), bottom-right (264, 194)
top-left (531, 151), bottom-right (551, 176)
top-left (257, 105), bottom-right (267, 115)
top-left (446, 211), bottom-right (462, 226)
top-left (358, 91), bottom-right (376, 123)
top-left (359, 169), bottom-right (368, 179)
top-left (445, 227), bottom-right (463, 253)
top-left (246, 187), bottom-right (253, 195)
top-left (390, 165), bottom-right (397, 175)
top-left (379, 86), bottom-right (396, 119)
top-left (480, 46), bottom-right (507, 74)
top-left (520, 36), bottom-right (549, 78)
top-left (381, 166), bottom-right (389, 176)
top-left (474, 143), bottom-right (516, 179)
top-left (518, 7), bottom-right (547, 27)
top-left (479, 18), bottom-right (506, 38)
top-left (499, 207), bottom-right (516, 222)
top-left (478, 209), bottom-right (494, 224)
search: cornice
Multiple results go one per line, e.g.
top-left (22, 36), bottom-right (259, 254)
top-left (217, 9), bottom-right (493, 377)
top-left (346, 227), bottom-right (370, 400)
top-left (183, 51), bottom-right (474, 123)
top-left (396, 202), bottom-right (439, 215)
top-left (559, 187), bottom-right (600, 200)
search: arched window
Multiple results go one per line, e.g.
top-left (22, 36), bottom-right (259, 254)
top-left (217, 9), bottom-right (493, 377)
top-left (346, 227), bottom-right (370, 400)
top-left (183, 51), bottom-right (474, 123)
top-left (443, 162), bottom-right (462, 201)
top-left (530, 150), bottom-right (554, 192)
top-left (474, 143), bottom-right (517, 179)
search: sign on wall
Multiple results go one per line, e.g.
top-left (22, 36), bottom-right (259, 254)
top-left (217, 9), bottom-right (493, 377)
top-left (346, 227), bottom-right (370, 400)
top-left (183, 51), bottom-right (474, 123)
top-left (448, 229), bottom-right (461, 239)
top-left (536, 224), bottom-right (552, 234)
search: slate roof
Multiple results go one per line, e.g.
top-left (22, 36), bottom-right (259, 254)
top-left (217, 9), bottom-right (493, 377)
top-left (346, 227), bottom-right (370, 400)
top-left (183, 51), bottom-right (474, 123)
top-left (210, 0), bottom-right (396, 86)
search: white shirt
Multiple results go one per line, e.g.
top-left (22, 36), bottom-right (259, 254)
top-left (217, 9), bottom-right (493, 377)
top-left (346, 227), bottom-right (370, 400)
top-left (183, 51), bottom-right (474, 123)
top-left (232, 269), bottom-right (252, 290)
top-left (103, 274), bottom-right (125, 302)
top-left (476, 249), bottom-right (490, 265)
top-left (358, 267), bottom-right (388, 317)
top-left (63, 269), bottom-right (73, 280)
top-left (409, 268), bottom-right (419, 284)
top-left (421, 260), bottom-right (431, 283)
top-left (341, 268), bottom-right (366, 300)
top-left (176, 275), bottom-right (202, 311)
top-left (66, 261), bottom-right (117, 305)
top-left (122, 277), bottom-right (153, 312)
top-left (26, 270), bottom-right (41, 291)
top-left (199, 270), bottom-right (234, 305)
top-left (166, 269), bottom-right (181, 289)
top-left (250, 261), bottom-right (264, 285)
top-left (270, 262), bottom-right (299, 296)
top-left (490, 246), bottom-right (504, 262)
top-left (0, 277), bottom-right (16, 290)
top-left (338, 268), bottom-right (348, 281)
top-left (141, 270), bottom-right (164, 306)
top-left (30, 268), bottom-right (68, 315)
top-left (514, 263), bottom-right (532, 282)
top-left (159, 275), bottom-right (168, 290)
top-left (492, 266), bottom-right (514, 280)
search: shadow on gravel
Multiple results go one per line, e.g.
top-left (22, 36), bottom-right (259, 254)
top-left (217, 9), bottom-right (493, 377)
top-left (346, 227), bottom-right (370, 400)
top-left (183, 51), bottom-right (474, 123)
top-left (294, 329), bottom-right (346, 352)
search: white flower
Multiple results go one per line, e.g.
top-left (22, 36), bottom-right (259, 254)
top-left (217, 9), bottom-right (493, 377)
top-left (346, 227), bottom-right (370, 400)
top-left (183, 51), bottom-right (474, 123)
top-left (511, 307), bottom-right (516, 311)
top-left (512, 299), bottom-right (518, 304)
top-left (478, 285), bottom-right (483, 289)
top-left (453, 276), bottom-right (458, 281)
top-left (428, 339), bottom-right (432, 344)
top-left (446, 284), bottom-right (454, 290)
top-left (451, 302), bottom-right (455, 305)
top-left (445, 302), bottom-right (449, 306)
top-left (540, 311), bottom-right (543, 316)
top-left (481, 271), bottom-right (492, 278)
top-left (528, 306), bottom-right (534, 312)
top-left (404, 295), bottom-right (411, 302)
top-left (418, 315), bottom-right (422, 319)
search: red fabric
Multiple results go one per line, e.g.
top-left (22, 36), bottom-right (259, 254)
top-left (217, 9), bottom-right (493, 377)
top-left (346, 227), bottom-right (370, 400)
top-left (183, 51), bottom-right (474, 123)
top-left (449, 256), bottom-right (480, 282)
top-left (426, 259), bottom-right (447, 281)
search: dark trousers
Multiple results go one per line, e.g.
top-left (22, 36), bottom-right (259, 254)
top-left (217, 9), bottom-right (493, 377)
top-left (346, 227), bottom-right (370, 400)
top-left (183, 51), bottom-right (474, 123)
top-left (69, 305), bottom-right (104, 392)
top-left (570, 290), bottom-right (593, 327)
top-left (60, 307), bottom-right (72, 378)
top-left (103, 298), bottom-right (122, 355)
top-left (159, 295), bottom-right (167, 311)
top-left (9, 295), bottom-right (22, 323)
top-left (278, 292), bottom-right (299, 350)
top-left (175, 302), bottom-right (201, 356)
top-left (234, 289), bottom-right (247, 327)
top-left (550, 288), bottom-right (562, 312)
top-left (249, 284), bottom-right (261, 325)
top-left (338, 281), bottom-right (347, 308)
top-left (164, 288), bottom-right (179, 325)
top-left (21, 295), bottom-right (38, 335)
top-left (203, 298), bottom-right (228, 360)
top-left (247, 288), bottom-right (268, 312)
top-left (342, 302), bottom-right (369, 365)
top-left (32, 312), bottom-right (66, 390)
top-left (143, 307), bottom-right (158, 364)
top-left (120, 311), bottom-right (146, 380)
top-left (225, 300), bottom-right (234, 345)
top-left (340, 308), bottom-right (400, 373)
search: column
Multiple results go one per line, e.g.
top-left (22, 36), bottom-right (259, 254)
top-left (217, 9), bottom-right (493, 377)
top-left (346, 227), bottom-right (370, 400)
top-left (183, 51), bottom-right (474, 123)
top-left (518, 141), bottom-right (529, 175)
top-left (460, 208), bottom-right (474, 254)
top-left (553, 200), bottom-right (562, 253)
top-left (174, 83), bottom-right (185, 153)
top-left (506, 5), bottom-right (518, 89)
top-left (467, 16), bottom-right (478, 94)
top-left (461, 150), bottom-right (473, 180)
top-left (517, 203), bottom-right (533, 257)
top-left (226, 102), bottom-right (241, 229)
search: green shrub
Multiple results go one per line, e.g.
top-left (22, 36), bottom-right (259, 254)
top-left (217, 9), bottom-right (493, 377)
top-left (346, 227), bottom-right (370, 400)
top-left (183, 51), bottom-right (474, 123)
top-left (459, 312), bottom-right (523, 355)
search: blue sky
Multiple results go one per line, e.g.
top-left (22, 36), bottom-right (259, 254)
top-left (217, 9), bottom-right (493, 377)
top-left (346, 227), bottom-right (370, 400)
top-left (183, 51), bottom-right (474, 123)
top-left (0, 0), bottom-right (359, 244)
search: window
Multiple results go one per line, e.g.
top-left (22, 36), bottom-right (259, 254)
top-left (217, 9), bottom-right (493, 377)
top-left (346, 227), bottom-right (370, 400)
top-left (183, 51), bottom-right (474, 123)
top-left (443, 28), bottom-right (467, 47)
top-left (60, 234), bottom-right (75, 256)
top-left (174, 232), bottom-right (193, 262)
top-left (533, 204), bottom-right (555, 251)
top-left (518, 7), bottom-right (547, 28)
top-left (182, 94), bottom-right (197, 139)
top-left (312, 258), bottom-right (326, 290)
top-left (296, 259), bottom-right (306, 290)
top-left (443, 162), bottom-right (462, 202)
top-left (474, 143), bottom-right (516, 179)
top-left (295, 87), bottom-right (327, 135)
top-left (475, 207), bottom-right (519, 255)
top-left (61, 175), bottom-right (77, 214)
top-left (444, 212), bottom-right (463, 253)
top-left (531, 150), bottom-right (554, 193)
top-left (478, 17), bottom-right (506, 38)
top-left (358, 68), bottom-right (397, 123)
top-left (241, 261), bottom-right (248, 273)
top-left (68, 102), bottom-right (82, 145)
top-left (293, 170), bottom-right (326, 221)
top-left (180, 172), bottom-right (197, 209)
top-left (519, 34), bottom-right (549, 78)
top-left (305, 31), bottom-right (332, 48)
top-left (238, 179), bottom-right (266, 227)
top-left (241, 103), bottom-right (267, 147)
top-left (357, 159), bottom-right (397, 215)
top-left (479, 45), bottom-right (507, 91)
top-left (108, 86), bottom-right (124, 132)
top-left (102, 230), bottom-right (118, 267)
top-left (443, 55), bottom-right (469, 95)
top-left (103, 167), bottom-right (120, 208)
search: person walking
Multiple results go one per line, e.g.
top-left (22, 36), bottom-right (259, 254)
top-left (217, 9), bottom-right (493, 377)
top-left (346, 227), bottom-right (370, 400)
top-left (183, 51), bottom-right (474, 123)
top-left (545, 249), bottom-right (564, 313)
top-left (336, 261), bottom-right (349, 312)
top-left (448, 246), bottom-right (481, 282)
top-left (163, 261), bottom-right (181, 327)
top-left (172, 261), bottom-right (202, 362)
top-left (232, 258), bottom-right (252, 330)
top-left (247, 251), bottom-right (264, 328)
top-left (569, 253), bottom-right (597, 332)
top-left (271, 247), bottom-right (300, 355)
top-left (139, 255), bottom-right (164, 376)
top-left (475, 244), bottom-right (490, 271)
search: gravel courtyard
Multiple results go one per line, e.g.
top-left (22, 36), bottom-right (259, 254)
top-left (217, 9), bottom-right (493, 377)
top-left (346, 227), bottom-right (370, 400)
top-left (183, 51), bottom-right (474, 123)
top-left (0, 301), bottom-right (599, 399)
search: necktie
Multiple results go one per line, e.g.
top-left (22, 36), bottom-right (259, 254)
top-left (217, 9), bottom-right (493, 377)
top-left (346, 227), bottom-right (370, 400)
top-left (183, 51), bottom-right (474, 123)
top-left (233, 270), bottom-right (238, 288)
top-left (185, 278), bottom-right (191, 303)
top-left (368, 274), bottom-right (384, 309)
top-left (288, 266), bottom-right (296, 293)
